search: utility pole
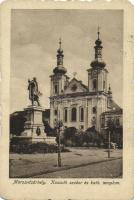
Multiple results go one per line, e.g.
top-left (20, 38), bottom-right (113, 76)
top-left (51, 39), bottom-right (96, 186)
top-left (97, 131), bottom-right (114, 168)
top-left (107, 118), bottom-right (112, 158)
top-left (55, 119), bottom-right (62, 167)
top-left (57, 120), bottom-right (63, 167)
top-left (96, 26), bottom-right (100, 131)
top-left (108, 129), bottom-right (111, 158)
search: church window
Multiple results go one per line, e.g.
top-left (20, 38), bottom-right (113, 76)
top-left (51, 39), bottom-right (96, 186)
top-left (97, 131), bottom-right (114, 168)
top-left (101, 117), bottom-right (105, 128)
top-left (107, 98), bottom-right (112, 108)
top-left (80, 125), bottom-right (84, 130)
top-left (54, 85), bottom-right (58, 94)
top-left (116, 118), bottom-right (120, 126)
top-left (80, 107), bottom-right (84, 122)
top-left (71, 107), bottom-right (77, 122)
top-left (93, 79), bottom-right (97, 90)
top-left (54, 110), bottom-right (57, 116)
top-left (103, 81), bottom-right (105, 90)
top-left (92, 106), bottom-right (97, 114)
top-left (64, 85), bottom-right (67, 90)
top-left (64, 108), bottom-right (68, 122)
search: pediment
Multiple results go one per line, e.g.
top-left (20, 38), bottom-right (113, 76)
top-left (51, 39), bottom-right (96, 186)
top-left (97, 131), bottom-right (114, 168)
top-left (64, 78), bottom-right (88, 94)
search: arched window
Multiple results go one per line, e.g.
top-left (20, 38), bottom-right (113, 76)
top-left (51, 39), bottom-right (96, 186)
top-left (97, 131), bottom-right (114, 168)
top-left (64, 108), bottom-right (68, 122)
top-left (93, 79), bottom-right (97, 90)
top-left (80, 107), bottom-right (84, 122)
top-left (92, 106), bottom-right (97, 114)
top-left (103, 81), bottom-right (105, 90)
top-left (101, 117), bottom-right (105, 128)
top-left (71, 107), bottom-right (77, 122)
top-left (54, 109), bottom-right (58, 116)
top-left (54, 85), bottom-right (58, 94)
top-left (116, 118), bottom-right (120, 126)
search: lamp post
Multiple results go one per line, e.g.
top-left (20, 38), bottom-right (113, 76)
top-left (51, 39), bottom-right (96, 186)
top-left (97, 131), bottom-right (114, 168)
top-left (108, 128), bottom-right (111, 158)
top-left (107, 118), bottom-right (113, 158)
top-left (55, 119), bottom-right (63, 167)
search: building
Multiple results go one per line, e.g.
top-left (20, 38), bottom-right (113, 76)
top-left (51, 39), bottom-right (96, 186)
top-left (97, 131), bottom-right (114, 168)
top-left (49, 30), bottom-right (122, 131)
top-left (100, 93), bottom-right (123, 131)
top-left (100, 95), bottom-right (123, 147)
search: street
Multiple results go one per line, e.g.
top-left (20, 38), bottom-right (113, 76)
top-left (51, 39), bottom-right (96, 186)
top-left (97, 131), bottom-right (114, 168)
top-left (33, 158), bottom-right (122, 178)
top-left (10, 148), bottom-right (122, 178)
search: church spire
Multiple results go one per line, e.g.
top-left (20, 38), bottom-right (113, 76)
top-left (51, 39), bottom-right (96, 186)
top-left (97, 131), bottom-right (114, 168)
top-left (53, 38), bottom-right (67, 75)
top-left (97, 26), bottom-right (100, 40)
top-left (91, 27), bottom-right (106, 69)
top-left (95, 26), bottom-right (103, 61)
top-left (57, 38), bottom-right (64, 67)
top-left (59, 37), bottom-right (62, 49)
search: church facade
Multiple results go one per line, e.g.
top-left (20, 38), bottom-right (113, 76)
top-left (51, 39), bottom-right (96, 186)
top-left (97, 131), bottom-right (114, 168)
top-left (49, 31), bottom-right (120, 131)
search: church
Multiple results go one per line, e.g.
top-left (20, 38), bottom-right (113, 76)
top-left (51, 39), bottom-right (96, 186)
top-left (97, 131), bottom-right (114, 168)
top-left (49, 30), bottom-right (122, 132)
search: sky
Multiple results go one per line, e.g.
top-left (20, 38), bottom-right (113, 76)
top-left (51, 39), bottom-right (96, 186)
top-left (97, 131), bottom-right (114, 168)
top-left (11, 9), bottom-right (123, 113)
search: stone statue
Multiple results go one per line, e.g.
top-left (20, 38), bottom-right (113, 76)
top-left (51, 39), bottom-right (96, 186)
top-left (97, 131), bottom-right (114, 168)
top-left (28, 77), bottom-right (42, 106)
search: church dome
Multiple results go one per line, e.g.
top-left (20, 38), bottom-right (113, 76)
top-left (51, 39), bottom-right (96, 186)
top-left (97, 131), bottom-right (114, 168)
top-left (53, 66), bottom-right (67, 74)
top-left (90, 60), bottom-right (106, 68)
top-left (57, 48), bottom-right (63, 54)
top-left (90, 28), bottom-right (106, 69)
top-left (53, 38), bottom-right (67, 75)
top-left (95, 38), bottom-right (102, 46)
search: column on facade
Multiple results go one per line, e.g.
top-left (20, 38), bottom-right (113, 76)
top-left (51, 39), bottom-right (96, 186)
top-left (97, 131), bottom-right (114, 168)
top-left (77, 104), bottom-right (79, 130)
top-left (85, 98), bottom-right (88, 130)
top-left (50, 101), bottom-right (54, 128)
top-left (87, 98), bottom-right (92, 128)
top-left (50, 78), bottom-right (53, 96)
top-left (68, 106), bottom-right (71, 127)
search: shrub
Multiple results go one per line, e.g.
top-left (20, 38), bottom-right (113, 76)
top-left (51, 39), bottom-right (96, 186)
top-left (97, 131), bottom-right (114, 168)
top-left (10, 142), bottom-right (69, 154)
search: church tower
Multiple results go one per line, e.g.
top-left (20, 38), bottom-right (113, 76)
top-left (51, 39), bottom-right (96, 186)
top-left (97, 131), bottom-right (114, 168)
top-left (50, 39), bottom-right (69, 127)
top-left (88, 28), bottom-right (108, 93)
top-left (87, 28), bottom-right (109, 131)
top-left (50, 38), bottom-right (69, 97)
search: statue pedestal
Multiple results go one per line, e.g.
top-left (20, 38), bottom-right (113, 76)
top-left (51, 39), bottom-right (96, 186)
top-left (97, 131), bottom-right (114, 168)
top-left (16, 105), bottom-right (56, 144)
top-left (21, 105), bottom-right (46, 139)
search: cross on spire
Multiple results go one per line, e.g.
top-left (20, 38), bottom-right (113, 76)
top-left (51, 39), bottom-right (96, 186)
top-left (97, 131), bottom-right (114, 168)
top-left (59, 37), bottom-right (62, 49)
top-left (97, 26), bottom-right (100, 39)
top-left (109, 84), bottom-right (111, 91)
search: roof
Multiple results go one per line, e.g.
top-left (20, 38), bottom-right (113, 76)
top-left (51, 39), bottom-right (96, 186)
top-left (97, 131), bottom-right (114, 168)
top-left (101, 109), bottom-right (122, 116)
top-left (76, 79), bottom-right (88, 91)
top-left (101, 100), bottom-right (122, 116)
top-left (50, 91), bottom-right (108, 99)
top-left (111, 100), bottom-right (121, 111)
top-left (63, 77), bottom-right (89, 95)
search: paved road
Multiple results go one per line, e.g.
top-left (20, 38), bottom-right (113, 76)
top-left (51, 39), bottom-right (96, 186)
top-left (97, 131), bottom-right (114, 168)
top-left (33, 158), bottom-right (122, 178)
top-left (10, 148), bottom-right (122, 178)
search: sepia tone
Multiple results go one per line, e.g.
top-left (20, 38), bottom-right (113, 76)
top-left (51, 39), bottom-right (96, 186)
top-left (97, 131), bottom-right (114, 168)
top-left (1, 1), bottom-right (134, 200)
top-left (9, 9), bottom-right (123, 179)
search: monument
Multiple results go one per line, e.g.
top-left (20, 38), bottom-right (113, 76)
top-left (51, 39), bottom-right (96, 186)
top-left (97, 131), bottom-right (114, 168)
top-left (12, 77), bottom-right (56, 144)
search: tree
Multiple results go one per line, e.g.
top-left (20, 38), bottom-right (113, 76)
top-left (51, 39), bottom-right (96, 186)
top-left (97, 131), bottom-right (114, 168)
top-left (44, 120), bottom-right (56, 136)
top-left (10, 114), bottom-right (26, 136)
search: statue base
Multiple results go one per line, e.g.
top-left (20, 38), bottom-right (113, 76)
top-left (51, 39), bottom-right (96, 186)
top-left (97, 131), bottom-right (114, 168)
top-left (11, 136), bottom-right (56, 144)
top-left (12, 105), bottom-right (56, 144)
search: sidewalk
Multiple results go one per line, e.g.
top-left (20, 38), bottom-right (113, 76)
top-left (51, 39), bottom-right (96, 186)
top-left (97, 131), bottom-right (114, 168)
top-left (9, 148), bottom-right (122, 178)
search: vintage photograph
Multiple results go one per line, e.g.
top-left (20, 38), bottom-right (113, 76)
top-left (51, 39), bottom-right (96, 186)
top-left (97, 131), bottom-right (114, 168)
top-left (9, 9), bottom-right (123, 178)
